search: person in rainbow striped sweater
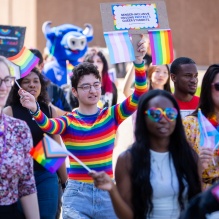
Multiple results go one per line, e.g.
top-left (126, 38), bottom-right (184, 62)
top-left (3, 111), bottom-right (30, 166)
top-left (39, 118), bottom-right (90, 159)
top-left (19, 36), bottom-right (148, 219)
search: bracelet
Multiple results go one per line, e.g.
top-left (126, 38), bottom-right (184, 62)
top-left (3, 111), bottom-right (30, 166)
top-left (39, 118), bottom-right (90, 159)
top-left (61, 180), bottom-right (68, 190)
top-left (29, 102), bottom-right (40, 116)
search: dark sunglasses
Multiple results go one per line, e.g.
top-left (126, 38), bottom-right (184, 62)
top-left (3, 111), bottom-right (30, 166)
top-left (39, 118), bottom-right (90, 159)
top-left (212, 83), bottom-right (219, 91)
top-left (144, 107), bottom-right (178, 122)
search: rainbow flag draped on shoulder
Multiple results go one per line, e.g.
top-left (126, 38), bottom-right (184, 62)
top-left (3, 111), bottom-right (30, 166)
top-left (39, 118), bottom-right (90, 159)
top-left (148, 29), bottom-right (174, 65)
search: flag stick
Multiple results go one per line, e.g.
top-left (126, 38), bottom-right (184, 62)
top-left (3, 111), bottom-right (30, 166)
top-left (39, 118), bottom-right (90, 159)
top-left (15, 80), bottom-right (22, 89)
top-left (212, 157), bottom-right (216, 166)
top-left (214, 141), bottom-right (219, 150)
top-left (66, 151), bottom-right (92, 172)
top-left (212, 141), bottom-right (219, 166)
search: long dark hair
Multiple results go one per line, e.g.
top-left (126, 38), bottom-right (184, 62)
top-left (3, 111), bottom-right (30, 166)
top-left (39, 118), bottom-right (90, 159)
top-left (130, 90), bottom-right (201, 219)
top-left (192, 64), bottom-right (219, 117)
top-left (84, 49), bottom-right (113, 92)
top-left (147, 64), bottom-right (171, 92)
top-left (6, 67), bottom-right (50, 106)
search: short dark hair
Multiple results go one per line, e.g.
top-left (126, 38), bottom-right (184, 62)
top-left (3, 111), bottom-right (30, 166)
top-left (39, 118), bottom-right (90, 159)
top-left (170, 57), bottom-right (196, 75)
top-left (30, 48), bottom-right (43, 65)
top-left (6, 67), bottom-right (50, 106)
top-left (71, 62), bottom-right (101, 89)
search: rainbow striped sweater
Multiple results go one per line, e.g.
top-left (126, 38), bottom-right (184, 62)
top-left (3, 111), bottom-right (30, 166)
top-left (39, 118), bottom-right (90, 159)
top-left (33, 62), bottom-right (147, 183)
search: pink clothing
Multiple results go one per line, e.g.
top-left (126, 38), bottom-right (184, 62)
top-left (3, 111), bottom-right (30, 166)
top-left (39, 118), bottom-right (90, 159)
top-left (0, 114), bottom-right (36, 205)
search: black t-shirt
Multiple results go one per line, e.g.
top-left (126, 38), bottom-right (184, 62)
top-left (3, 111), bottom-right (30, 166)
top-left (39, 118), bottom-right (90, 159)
top-left (12, 102), bottom-right (52, 171)
top-left (47, 82), bottom-right (71, 111)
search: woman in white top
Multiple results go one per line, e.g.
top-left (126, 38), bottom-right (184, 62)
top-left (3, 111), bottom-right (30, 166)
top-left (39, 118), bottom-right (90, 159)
top-left (90, 89), bottom-right (202, 219)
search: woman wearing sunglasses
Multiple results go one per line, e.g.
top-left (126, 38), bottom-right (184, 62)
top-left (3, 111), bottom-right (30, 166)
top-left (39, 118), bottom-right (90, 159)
top-left (183, 64), bottom-right (219, 190)
top-left (90, 89), bottom-right (202, 219)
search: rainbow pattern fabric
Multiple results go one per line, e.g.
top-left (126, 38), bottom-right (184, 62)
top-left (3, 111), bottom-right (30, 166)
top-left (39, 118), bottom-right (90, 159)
top-left (66, 61), bottom-right (74, 77)
top-left (8, 47), bottom-right (39, 78)
top-left (32, 62), bottom-right (147, 183)
top-left (30, 134), bottom-right (67, 173)
top-left (148, 29), bottom-right (174, 65)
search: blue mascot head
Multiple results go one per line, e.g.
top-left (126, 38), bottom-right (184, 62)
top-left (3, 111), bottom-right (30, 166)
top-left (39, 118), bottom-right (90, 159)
top-left (42, 21), bottom-right (93, 66)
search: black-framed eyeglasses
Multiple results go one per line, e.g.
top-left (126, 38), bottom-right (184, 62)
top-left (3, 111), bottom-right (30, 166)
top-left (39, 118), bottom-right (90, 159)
top-left (77, 82), bottom-right (101, 92)
top-left (212, 82), bottom-right (219, 91)
top-left (0, 76), bottom-right (15, 87)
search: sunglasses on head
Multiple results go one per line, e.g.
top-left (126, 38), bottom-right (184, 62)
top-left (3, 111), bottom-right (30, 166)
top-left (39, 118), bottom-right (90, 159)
top-left (212, 83), bottom-right (219, 91)
top-left (144, 107), bottom-right (178, 122)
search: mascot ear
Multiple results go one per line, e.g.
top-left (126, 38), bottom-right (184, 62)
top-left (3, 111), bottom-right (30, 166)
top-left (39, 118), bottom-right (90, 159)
top-left (42, 21), bottom-right (56, 40)
top-left (83, 23), bottom-right (93, 42)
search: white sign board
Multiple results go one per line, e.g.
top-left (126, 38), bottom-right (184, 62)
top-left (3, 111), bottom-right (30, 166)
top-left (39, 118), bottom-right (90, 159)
top-left (112, 4), bottom-right (159, 30)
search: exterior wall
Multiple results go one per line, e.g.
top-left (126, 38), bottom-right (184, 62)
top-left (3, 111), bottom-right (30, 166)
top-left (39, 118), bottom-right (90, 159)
top-left (166, 0), bottom-right (219, 65)
top-left (0, 0), bottom-right (218, 65)
top-left (0, 0), bottom-right (37, 48)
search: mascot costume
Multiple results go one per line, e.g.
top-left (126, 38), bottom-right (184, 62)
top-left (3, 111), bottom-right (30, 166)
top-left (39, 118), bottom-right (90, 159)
top-left (42, 21), bottom-right (93, 87)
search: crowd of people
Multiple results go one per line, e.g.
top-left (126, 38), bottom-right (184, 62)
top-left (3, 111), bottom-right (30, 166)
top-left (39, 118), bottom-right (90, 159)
top-left (0, 32), bottom-right (219, 219)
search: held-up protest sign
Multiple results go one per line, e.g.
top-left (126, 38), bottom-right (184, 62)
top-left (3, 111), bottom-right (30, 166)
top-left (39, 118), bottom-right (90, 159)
top-left (111, 3), bottom-right (160, 30)
top-left (100, 1), bottom-right (173, 65)
top-left (0, 25), bottom-right (26, 57)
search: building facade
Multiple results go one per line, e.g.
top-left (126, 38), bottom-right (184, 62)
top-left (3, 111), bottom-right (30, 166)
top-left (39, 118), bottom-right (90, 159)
top-left (0, 0), bottom-right (218, 66)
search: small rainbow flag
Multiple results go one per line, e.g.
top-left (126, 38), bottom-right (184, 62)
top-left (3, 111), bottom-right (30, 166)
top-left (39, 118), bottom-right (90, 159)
top-left (30, 134), bottom-right (68, 173)
top-left (8, 47), bottom-right (39, 79)
top-left (66, 60), bottom-right (74, 77)
top-left (148, 29), bottom-right (174, 65)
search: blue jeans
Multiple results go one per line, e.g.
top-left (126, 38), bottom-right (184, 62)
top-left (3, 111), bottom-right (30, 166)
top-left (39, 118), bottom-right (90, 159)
top-left (34, 170), bottom-right (59, 219)
top-left (62, 180), bottom-right (118, 219)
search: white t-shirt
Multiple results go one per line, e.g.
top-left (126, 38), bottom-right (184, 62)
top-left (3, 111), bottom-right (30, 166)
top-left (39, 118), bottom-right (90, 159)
top-left (148, 150), bottom-right (188, 219)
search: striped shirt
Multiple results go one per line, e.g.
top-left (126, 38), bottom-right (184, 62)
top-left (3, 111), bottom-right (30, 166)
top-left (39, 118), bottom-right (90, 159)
top-left (33, 62), bottom-right (148, 183)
